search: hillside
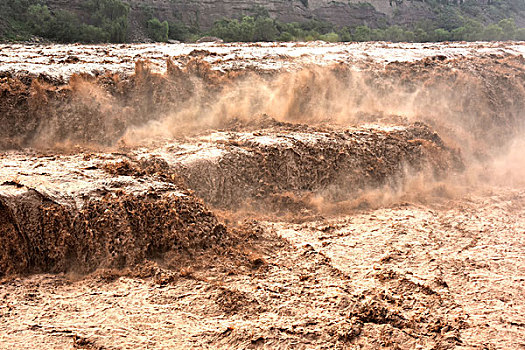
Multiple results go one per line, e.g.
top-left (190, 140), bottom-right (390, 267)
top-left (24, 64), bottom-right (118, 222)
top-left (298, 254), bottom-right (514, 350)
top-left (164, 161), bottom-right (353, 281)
top-left (46, 0), bottom-right (525, 29)
top-left (1, 0), bottom-right (525, 42)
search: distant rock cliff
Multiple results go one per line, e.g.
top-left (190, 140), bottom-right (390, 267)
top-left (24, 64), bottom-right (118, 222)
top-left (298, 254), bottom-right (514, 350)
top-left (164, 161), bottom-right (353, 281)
top-left (119, 0), bottom-right (409, 28)
top-left (42, 0), bottom-right (525, 41)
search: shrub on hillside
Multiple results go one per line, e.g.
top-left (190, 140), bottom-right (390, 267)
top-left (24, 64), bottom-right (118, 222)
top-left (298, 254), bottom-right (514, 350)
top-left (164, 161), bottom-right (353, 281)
top-left (87, 0), bottom-right (129, 42)
top-left (147, 18), bottom-right (169, 42)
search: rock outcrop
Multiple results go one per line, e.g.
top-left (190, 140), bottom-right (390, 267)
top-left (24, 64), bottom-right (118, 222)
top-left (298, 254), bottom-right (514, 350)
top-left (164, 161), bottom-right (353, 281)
top-left (41, 0), bottom-right (524, 42)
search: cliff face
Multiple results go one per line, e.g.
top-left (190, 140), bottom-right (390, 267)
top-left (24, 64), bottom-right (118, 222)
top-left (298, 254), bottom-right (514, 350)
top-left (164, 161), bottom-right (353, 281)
top-left (42, 0), bottom-right (525, 40)
top-left (40, 0), bottom-right (440, 29)
top-left (120, 0), bottom-right (525, 28)
top-left (123, 0), bottom-right (392, 29)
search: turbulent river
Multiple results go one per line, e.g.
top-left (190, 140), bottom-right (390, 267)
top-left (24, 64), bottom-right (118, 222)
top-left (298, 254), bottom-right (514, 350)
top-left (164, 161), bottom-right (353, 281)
top-left (1, 42), bottom-right (525, 349)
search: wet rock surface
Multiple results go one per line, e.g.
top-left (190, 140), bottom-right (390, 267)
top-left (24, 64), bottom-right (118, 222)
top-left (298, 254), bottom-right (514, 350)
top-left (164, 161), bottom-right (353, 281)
top-left (0, 120), bottom-right (463, 276)
top-left (142, 123), bottom-right (463, 211)
top-left (0, 152), bottom-right (227, 276)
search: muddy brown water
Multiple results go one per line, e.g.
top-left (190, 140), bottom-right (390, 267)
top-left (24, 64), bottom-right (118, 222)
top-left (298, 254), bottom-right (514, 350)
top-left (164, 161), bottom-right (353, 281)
top-left (1, 43), bottom-right (525, 349)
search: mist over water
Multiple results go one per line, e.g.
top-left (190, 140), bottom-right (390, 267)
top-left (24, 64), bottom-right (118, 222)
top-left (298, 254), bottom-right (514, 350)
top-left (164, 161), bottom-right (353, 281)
top-left (123, 56), bottom-right (525, 194)
top-left (2, 45), bottom-right (525, 212)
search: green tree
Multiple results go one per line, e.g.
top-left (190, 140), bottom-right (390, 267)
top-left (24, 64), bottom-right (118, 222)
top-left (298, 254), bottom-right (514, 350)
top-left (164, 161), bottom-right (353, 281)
top-left (210, 16), bottom-right (257, 42)
top-left (319, 32), bottom-right (340, 42)
top-left (432, 28), bottom-right (451, 41)
top-left (516, 28), bottom-right (525, 40)
top-left (404, 30), bottom-right (415, 42)
top-left (89, 0), bottom-right (129, 22)
top-left (371, 28), bottom-right (386, 41)
top-left (209, 19), bottom-right (236, 41)
top-left (239, 16), bottom-right (256, 41)
top-left (87, 0), bottom-right (129, 42)
top-left (353, 25), bottom-right (371, 41)
top-left (483, 24), bottom-right (503, 40)
top-left (253, 17), bottom-right (278, 41)
top-left (278, 22), bottom-right (302, 38)
top-left (384, 25), bottom-right (406, 42)
top-left (436, 6), bottom-right (465, 31)
top-left (47, 10), bottom-right (82, 42)
top-left (498, 18), bottom-right (516, 40)
top-left (147, 18), bottom-right (169, 42)
top-left (299, 20), bottom-right (334, 35)
top-left (79, 24), bottom-right (109, 42)
top-left (168, 20), bottom-right (191, 41)
top-left (414, 28), bottom-right (429, 42)
top-left (27, 4), bottom-right (52, 36)
top-left (278, 31), bottom-right (293, 41)
top-left (451, 26), bottom-right (468, 40)
top-left (339, 27), bottom-right (352, 42)
top-left (461, 18), bottom-right (484, 41)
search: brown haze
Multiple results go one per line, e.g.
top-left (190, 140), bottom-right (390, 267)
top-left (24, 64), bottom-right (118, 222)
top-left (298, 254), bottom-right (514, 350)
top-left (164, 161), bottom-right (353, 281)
top-left (117, 57), bottom-right (525, 205)
top-left (2, 54), bottom-right (525, 213)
